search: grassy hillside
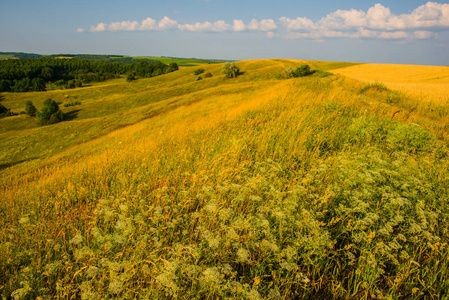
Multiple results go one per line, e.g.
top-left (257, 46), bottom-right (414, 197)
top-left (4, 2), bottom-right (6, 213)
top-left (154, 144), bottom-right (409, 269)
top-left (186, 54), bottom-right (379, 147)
top-left (1, 59), bottom-right (448, 299)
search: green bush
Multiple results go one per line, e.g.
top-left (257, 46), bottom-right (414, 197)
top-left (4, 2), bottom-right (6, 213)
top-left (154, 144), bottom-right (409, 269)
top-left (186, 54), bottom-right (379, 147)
top-left (204, 72), bottom-right (213, 78)
top-left (194, 68), bottom-right (205, 75)
top-left (36, 99), bottom-right (64, 125)
top-left (222, 62), bottom-right (240, 78)
top-left (25, 100), bottom-right (37, 116)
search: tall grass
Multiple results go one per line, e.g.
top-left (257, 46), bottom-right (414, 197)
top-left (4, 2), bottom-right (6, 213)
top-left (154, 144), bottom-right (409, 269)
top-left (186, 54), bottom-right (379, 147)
top-left (1, 60), bottom-right (448, 299)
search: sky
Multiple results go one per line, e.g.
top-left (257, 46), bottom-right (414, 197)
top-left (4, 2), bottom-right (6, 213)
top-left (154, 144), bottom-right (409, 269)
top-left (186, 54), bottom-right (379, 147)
top-left (1, 0), bottom-right (449, 65)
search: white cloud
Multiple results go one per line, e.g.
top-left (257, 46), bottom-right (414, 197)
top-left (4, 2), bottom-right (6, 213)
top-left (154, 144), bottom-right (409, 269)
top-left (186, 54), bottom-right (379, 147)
top-left (233, 20), bottom-right (246, 32)
top-left (158, 16), bottom-right (178, 30)
top-left (248, 19), bottom-right (277, 31)
top-left (140, 17), bottom-right (158, 30)
top-left (178, 20), bottom-right (231, 32)
top-left (108, 20), bottom-right (140, 31)
top-left (90, 23), bottom-right (107, 32)
top-left (280, 2), bottom-right (449, 40)
top-left (76, 28), bottom-right (85, 33)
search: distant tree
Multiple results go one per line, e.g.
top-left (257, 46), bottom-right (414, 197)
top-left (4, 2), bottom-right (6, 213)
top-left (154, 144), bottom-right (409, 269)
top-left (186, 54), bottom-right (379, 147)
top-left (126, 73), bottom-right (136, 82)
top-left (36, 99), bottom-right (63, 125)
top-left (222, 62), bottom-right (240, 78)
top-left (168, 63), bottom-right (179, 71)
top-left (152, 69), bottom-right (162, 77)
top-left (194, 68), bottom-right (205, 75)
top-left (0, 103), bottom-right (9, 116)
top-left (203, 72), bottom-right (213, 78)
top-left (25, 100), bottom-right (37, 116)
top-left (293, 65), bottom-right (314, 77)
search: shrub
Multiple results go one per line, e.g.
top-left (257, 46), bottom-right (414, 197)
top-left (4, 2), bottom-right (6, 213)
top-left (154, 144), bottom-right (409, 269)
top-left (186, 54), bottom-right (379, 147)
top-left (126, 73), bottom-right (136, 82)
top-left (197, 76), bottom-right (203, 81)
top-left (169, 63), bottom-right (179, 71)
top-left (63, 101), bottom-right (81, 107)
top-left (204, 72), bottom-right (213, 78)
top-left (36, 99), bottom-right (64, 125)
top-left (194, 68), bottom-right (205, 75)
top-left (293, 64), bottom-right (314, 77)
top-left (222, 62), bottom-right (240, 78)
top-left (25, 100), bottom-right (37, 116)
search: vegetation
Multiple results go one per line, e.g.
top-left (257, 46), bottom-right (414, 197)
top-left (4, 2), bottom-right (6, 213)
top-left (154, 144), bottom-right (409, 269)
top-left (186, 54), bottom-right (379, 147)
top-left (222, 62), bottom-right (240, 78)
top-left (193, 68), bottom-right (205, 75)
top-left (0, 103), bottom-right (10, 117)
top-left (0, 59), bottom-right (448, 299)
top-left (25, 100), bottom-right (37, 116)
top-left (0, 57), bottom-right (176, 93)
top-left (36, 99), bottom-right (64, 125)
top-left (204, 72), bottom-right (213, 78)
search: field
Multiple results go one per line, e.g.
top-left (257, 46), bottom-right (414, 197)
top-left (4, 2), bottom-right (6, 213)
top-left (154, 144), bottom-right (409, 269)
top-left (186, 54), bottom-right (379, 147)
top-left (1, 59), bottom-right (448, 299)
top-left (333, 64), bottom-right (449, 105)
top-left (132, 56), bottom-right (226, 66)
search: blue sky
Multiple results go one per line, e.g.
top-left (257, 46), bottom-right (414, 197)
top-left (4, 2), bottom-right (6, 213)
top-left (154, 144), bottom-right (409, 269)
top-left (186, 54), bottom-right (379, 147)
top-left (1, 0), bottom-right (449, 65)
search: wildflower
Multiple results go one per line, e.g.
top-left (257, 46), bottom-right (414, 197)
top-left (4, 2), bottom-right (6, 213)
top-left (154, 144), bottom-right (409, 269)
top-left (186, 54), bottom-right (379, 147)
top-left (237, 248), bottom-right (249, 263)
top-left (70, 233), bottom-right (83, 245)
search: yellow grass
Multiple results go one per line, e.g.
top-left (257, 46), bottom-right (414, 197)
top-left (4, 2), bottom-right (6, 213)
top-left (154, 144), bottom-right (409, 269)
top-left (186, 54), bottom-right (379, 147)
top-left (333, 63), bottom-right (449, 104)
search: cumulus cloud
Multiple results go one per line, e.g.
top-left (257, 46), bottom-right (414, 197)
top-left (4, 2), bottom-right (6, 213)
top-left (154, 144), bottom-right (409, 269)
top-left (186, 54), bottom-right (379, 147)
top-left (76, 28), bottom-right (85, 33)
top-left (178, 20), bottom-right (231, 32)
top-left (84, 3), bottom-right (448, 40)
top-left (248, 19), bottom-right (277, 31)
top-left (89, 16), bottom-right (177, 32)
top-left (280, 2), bottom-right (449, 40)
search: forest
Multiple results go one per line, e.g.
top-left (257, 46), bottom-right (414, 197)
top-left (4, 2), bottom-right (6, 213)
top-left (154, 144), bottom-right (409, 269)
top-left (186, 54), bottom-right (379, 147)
top-left (0, 57), bottom-right (178, 92)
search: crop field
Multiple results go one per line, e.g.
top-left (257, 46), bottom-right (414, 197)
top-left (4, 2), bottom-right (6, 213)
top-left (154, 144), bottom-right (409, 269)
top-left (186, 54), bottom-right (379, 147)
top-left (333, 64), bottom-right (449, 105)
top-left (1, 59), bottom-right (448, 299)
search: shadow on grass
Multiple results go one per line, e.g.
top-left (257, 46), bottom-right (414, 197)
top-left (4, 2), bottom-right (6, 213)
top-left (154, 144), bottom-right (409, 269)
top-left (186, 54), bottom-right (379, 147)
top-left (64, 109), bottom-right (80, 121)
top-left (0, 158), bottom-right (36, 172)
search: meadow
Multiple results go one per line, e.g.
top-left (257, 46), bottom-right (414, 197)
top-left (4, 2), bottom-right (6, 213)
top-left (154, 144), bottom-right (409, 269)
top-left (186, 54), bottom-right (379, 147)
top-left (0, 59), bottom-right (448, 299)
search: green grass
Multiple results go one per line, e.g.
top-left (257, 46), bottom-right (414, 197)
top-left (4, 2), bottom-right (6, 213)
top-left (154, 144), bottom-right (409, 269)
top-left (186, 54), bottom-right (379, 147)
top-left (0, 59), bottom-right (448, 299)
top-left (132, 56), bottom-right (226, 66)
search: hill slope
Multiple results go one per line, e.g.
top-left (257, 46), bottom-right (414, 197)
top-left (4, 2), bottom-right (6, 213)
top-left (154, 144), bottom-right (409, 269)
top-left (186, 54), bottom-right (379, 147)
top-left (1, 59), bottom-right (448, 299)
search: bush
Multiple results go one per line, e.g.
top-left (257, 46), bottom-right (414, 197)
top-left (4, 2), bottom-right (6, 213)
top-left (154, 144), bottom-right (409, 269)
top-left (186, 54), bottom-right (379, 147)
top-left (204, 72), bottom-right (213, 78)
top-left (36, 99), bottom-right (64, 125)
top-left (169, 63), bottom-right (179, 71)
top-left (222, 62), bottom-right (240, 78)
top-left (197, 76), bottom-right (203, 81)
top-left (126, 73), bottom-right (136, 82)
top-left (294, 65), bottom-right (314, 77)
top-left (194, 68), bottom-right (205, 75)
top-left (25, 100), bottom-right (37, 116)
top-left (0, 103), bottom-right (11, 117)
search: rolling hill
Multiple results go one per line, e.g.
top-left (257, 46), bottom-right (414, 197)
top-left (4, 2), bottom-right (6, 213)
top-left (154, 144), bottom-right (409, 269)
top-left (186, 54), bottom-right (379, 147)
top-left (1, 59), bottom-right (448, 299)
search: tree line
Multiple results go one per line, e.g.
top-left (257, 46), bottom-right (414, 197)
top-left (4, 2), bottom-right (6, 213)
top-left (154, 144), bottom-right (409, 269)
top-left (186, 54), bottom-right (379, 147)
top-left (0, 58), bottom-right (178, 92)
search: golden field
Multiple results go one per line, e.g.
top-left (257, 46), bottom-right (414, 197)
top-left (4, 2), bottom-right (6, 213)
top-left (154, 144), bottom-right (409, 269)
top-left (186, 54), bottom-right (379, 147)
top-left (1, 59), bottom-right (448, 299)
top-left (333, 63), bottom-right (449, 105)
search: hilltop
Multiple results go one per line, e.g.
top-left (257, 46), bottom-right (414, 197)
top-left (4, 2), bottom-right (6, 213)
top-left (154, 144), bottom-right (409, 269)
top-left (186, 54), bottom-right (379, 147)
top-left (1, 59), bottom-right (448, 299)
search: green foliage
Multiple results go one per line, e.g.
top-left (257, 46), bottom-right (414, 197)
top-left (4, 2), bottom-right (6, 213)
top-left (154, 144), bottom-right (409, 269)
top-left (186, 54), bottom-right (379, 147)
top-left (36, 99), bottom-right (64, 125)
top-left (359, 83), bottom-right (390, 94)
top-left (283, 65), bottom-right (316, 78)
top-left (203, 72), bottom-right (213, 78)
top-left (388, 123), bottom-right (436, 154)
top-left (126, 73), bottom-right (136, 82)
top-left (197, 76), bottom-right (203, 81)
top-left (294, 64), bottom-right (314, 77)
top-left (25, 100), bottom-right (37, 116)
top-left (0, 103), bottom-right (10, 116)
top-left (63, 101), bottom-right (81, 107)
top-left (222, 62), bottom-right (240, 78)
top-left (194, 68), bottom-right (205, 75)
top-left (168, 62), bottom-right (179, 71)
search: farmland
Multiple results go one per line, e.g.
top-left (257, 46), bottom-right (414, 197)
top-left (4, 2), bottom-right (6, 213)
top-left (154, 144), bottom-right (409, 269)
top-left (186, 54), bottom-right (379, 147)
top-left (1, 59), bottom-right (448, 299)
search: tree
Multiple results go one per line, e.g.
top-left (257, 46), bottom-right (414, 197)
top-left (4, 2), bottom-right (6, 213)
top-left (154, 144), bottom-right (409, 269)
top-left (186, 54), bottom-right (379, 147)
top-left (194, 68), bottom-right (205, 75)
top-left (0, 103), bottom-right (9, 116)
top-left (36, 99), bottom-right (63, 125)
top-left (126, 73), bottom-right (136, 82)
top-left (294, 65), bottom-right (314, 77)
top-left (168, 63), bottom-right (179, 71)
top-left (222, 62), bottom-right (240, 78)
top-left (25, 100), bottom-right (37, 116)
